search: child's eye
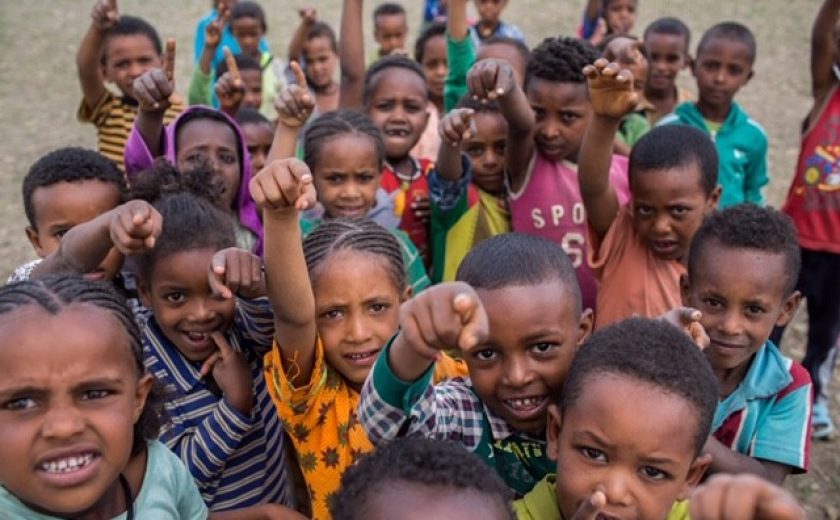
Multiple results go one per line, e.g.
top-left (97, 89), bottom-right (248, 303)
top-left (530, 342), bottom-right (556, 354)
top-left (326, 175), bottom-right (345, 184)
top-left (702, 297), bottom-right (723, 309)
top-left (322, 309), bottom-right (344, 320)
top-left (466, 146), bottom-right (484, 157)
top-left (83, 389), bottom-right (112, 400)
top-left (54, 229), bottom-right (70, 239)
top-left (357, 174), bottom-right (376, 183)
top-left (746, 305), bottom-right (766, 315)
top-left (635, 205), bottom-right (654, 217)
top-left (474, 348), bottom-right (497, 361)
top-left (670, 206), bottom-right (690, 216)
top-left (165, 292), bottom-right (185, 304)
top-left (3, 397), bottom-right (36, 411)
top-left (580, 447), bottom-right (607, 462)
top-left (532, 108), bottom-right (546, 121)
top-left (220, 153), bottom-right (237, 165)
top-left (368, 303), bottom-right (390, 314)
top-left (560, 113), bottom-right (579, 124)
top-left (375, 101), bottom-right (394, 111)
top-left (640, 466), bottom-right (669, 481)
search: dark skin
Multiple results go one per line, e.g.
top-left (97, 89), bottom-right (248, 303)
top-left (808, 0), bottom-right (840, 125)
top-left (338, 0), bottom-right (365, 108)
top-left (132, 38), bottom-right (177, 159)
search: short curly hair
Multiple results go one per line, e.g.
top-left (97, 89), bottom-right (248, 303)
top-left (560, 318), bottom-right (718, 456)
top-left (331, 436), bottom-right (515, 520)
top-left (363, 55), bottom-right (428, 106)
top-left (688, 204), bottom-right (801, 295)
top-left (525, 36), bottom-right (600, 90)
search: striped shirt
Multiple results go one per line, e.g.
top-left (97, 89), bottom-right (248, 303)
top-left (140, 297), bottom-right (291, 511)
top-left (78, 91), bottom-right (183, 172)
top-left (712, 341), bottom-right (813, 472)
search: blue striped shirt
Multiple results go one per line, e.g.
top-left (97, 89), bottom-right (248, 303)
top-left (140, 297), bottom-right (290, 511)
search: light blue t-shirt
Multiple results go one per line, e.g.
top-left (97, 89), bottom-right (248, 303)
top-left (0, 441), bottom-right (207, 519)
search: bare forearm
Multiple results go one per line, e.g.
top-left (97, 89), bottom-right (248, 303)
top-left (267, 124), bottom-right (302, 164)
top-left (447, 0), bottom-right (469, 40)
top-left (580, 115), bottom-right (621, 197)
top-left (288, 22), bottom-right (310, 62)
top-left (705, 437), bottom-right (791, 485)
top-left (339, 0), bottom-right (365, 108)
top-left (134, 110), bottom-right (167, 158)
top-left (199, 44), bottom-right (217, 76)
top-left (436, 143), bottom-right (464, 181)
top-left (77, 25), bottom-right (107, 106)
top-left (31, 212), bottom-right (114, 278)
top-left (388, 334), bottom-right (435, 382)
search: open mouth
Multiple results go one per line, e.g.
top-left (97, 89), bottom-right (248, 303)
top-left (40, 453), bottom-right (96, 474)
top-left (501, 395), bottom-right (548, 420)
top-left (36, 451), bottom-right (102, 487)
top-left (343, 349), bottom-right (380, 366)
top-left (384, 128), bottom-right (412, 138)
top-left (649, 239), bottom-right (678, 256)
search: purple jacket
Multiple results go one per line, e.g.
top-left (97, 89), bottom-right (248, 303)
top-left (124, 106), bottom-right (264, 255)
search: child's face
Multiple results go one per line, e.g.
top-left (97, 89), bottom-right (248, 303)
top-left (474, 0), bottom-right (507, 25)
top-left (25, 179), bottom-right (123, 281)
top-left (362, 482), bottom-right (513, 520)
top-left (692, 38), bottom-right (753, 113)
top-left (420, 35), bottom-right (448, 102)
top-left (0, 303), bottom-right (151, 518)
top-left (462, 112), bottom-right (508, 194)
top-left (681, 244), bottom-right (799, 374)
top-left (240, 69), bottom-right (263, 109)
top-left (176, 118), bottom-right (241, 209)
top-left (102, 34), bottom-right (162, 99)
top-left (303, 36), bottom-right (338, 89)
top-left (644, 33), bottom-right (690, 94)
top-left (604, 0), bottom-right (637, 35)
top-left (477, 44), bottom-right (527, 87)
top-left (231, 16), bottom-right (264, 58)
top-left (465, 280), bottom-right (592, 434)
top-left (547, 374), bottom-right (708, 520)
top-left (526, 79), bottom-right (592, 163)
top-left (312, 249), bottom-right (405, 389)
top-left (139, 248), bottom-right (237, 362)
top-left (630, 163), bottom-right (719, 261)
top-left (367, 69), bottom-right (430, 161)
top-left (242, 121), bottom-right (273, 173)
top-left (312, 134), bottom-right (381, 219)
top-left (374, 14), bottom-right (408, 55)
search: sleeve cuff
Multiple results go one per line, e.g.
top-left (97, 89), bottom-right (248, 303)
top-left (372, 335), bottom-right (436, 409)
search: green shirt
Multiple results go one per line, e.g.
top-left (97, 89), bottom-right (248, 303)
top-left (444, 34), bottom-right (477, 112)
top-left (618, 112), bottom-right (651, 148)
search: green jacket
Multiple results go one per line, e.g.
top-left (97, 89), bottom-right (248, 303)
top-left (444, 35), bottom-right (476, 112)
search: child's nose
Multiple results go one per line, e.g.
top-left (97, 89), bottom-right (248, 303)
top-left (345, 315), bottom-right (372, 343)
top-left (41, 406), bottom-right (85, 439)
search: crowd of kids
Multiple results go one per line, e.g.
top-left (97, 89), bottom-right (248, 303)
top-left (5, 0), bottom-right (840, 517)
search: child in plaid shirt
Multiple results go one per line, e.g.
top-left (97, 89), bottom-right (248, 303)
top-left (358, 233), bottom-right (593, 496)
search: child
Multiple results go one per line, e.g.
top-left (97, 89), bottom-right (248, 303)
top-left (331, 437), bottom-right (516, 520)
top-left (236, 108), bottom-right (273, 173)
top-left (779, 0), bottom-right (840, 440)
top-left (682, 204), bottom-right (812, 484)
top-left (470, 0), bottom-right (525, 47)
top-left (189, 45), bottom-right (263, 115)
top-left (373, 3), bottom-right (409, 60)
top-left (412, 21), bottom-right (449, 161)
top-left (471, 38), bottom-right (630, 313)
top-left (76, 0), bottom-right (183, 171)
top-left (229, 1), bottom-right (285, 117)
top-left (640, 17), bottom-right (694, 125)
top-left (192, 0), bottom-right (269, 70)
top-left (359, 233), bottom-right (593, 495)
top-left (659, 22), bottom-right (768, 208)
top-left (578, 58), bottom-right (720, 328)
top-left (601, 34), bottom-right (650, 154)
top-left (580, 0), bottom-right (638, 46)
top-left (130, 165), bottom-right (293, 512)
top-left (0, 276), bottom-right (207, 519)
top-left (287, 9), bottom-right (340, 115)
top-left (127, 62), bottom-right (264, 254)
top-left (514, 318), bottom-right (717, 520)
top-left (431, 98), bottom-right (510, 282)
top-left (252, 159), bottom-right (466, 519)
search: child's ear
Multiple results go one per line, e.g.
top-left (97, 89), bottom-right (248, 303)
top-left (679, 273), bottom-right (691, 307)
top-left (676, 452), bottom-right (712, 501)
top-left (775, 290), bottom-right (801, 328)
top-left (545, 404), bottom-right (563, 462)
top-left (25, 226), bottom-right (46, 257)
top-left (401, 286), bottom-right (413, 303)
top-left (576, 308), bottom-right (594, 347)
top-left (706, 185), bottom-right (722, 211)
top-left (133, 374), bottom-right (154, 424)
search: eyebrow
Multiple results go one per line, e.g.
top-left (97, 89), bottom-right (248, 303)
top-left (0, 377), bottom-right (126, 397)
top-left (572, 430), bottom-right (614, 450)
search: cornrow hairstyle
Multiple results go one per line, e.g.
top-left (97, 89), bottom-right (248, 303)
top-left (480, 35), bottom-right (531, 66)
top-left (308, 21), bottom-right (338, 53)
top-left (231, 0), bottom-right (267, 33)
top-left (697, 21), bottom-right (756, 65)
top-left (560, 318), bottom-right (719, 456)
top-left (303, 218), bottom-right (406, 293)
top-left (643, 17), bottom-right (692, 51)
top-left (102, 15), bottom-right (162, 65)
top-left (373, 2), bottom-right (406, 20)
top-left (455, 94), bottom-right (502, 115)
top-left (331, 436), bottom-right (515, 520)
top-left (415, 21), bottom-right (447, 64)
top-left (216, 53), bottom-right (262, 79)
top-left (629, 125), bottom-right (718, 196)
top-left (525, 36), bottom-right (600, 90)
top-left (23, 147), bottom-right (126, 228)
top-left (363, 55), bottom-right (428, 106)
top-left (235, 107), bottom-right (272, 129)
top-left (0, 276), bottom-right (164, 455)
top-left (688, 204), bottom-right (801, 296)
top-left (303, 109), bottom-right (386, 172)
top-left (456, 233), bottom-right (582, 315)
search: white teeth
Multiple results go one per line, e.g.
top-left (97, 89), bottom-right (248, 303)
top-left (348, 351), bottom-right (375, 360)
top-left (41, 454), bottom-right (94, 473)
top-left (187, 332), bottom-right (209, 340)
top-left (506, 397), bottom-right (544, 409)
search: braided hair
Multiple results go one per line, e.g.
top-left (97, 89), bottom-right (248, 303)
top-left (0, 276), bottom-right (163, 455)
top-left (525, 36), bottom-right (600, 89)
top-left (303, 109), bottom-right (386, 171)
top-left (303, 218), bottom-right (406, 292)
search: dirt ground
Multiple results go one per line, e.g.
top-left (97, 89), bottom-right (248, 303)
top-left (0, 0), bottom-right (837, 516)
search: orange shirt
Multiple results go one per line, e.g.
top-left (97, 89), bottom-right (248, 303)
top-left (588, 206), bottom-right (685, 330)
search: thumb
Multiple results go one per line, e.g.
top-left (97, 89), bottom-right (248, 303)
top-left (210, 331), bottom-right (234, 357)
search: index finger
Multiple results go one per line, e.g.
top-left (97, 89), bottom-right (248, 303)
top-left (164, 38), bottom-right (176, 84)
top-left (570, 490), bottom-right (606, 520)
top-left (210, 331), bottom-right (234, 356)
top-left (224, 48), bottom-right (241, 83)
top-left (452, 292), bottom-right (488, 350)
top-left (290, 60), bottom-right (307, 87)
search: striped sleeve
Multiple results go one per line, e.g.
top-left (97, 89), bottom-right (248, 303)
top-left (751, 362), bottom-right (813, 472)
top-left (234, 296), bottom-right (276, 355)
top-left (392, 229), bottom-right (431, 294)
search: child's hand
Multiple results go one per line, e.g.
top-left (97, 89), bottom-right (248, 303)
top-left (298, 6), bottom-right (318, 25)
top-left (209, 247), bottom-right (266, 300)
top-left (249, 158), bottom-right (317, 213)
top-left (396, 282), bottom-right (489, 361)
top-left (275, 61), bottom-right (315, 127)
top-left (582, 58), bottom-right (639, 119)
top-left (439, 108), bottom-right (476, 147)
top-left (411, 192), bottom-right (431, 224)
top-left (216, 49), bottom-right (245, 114)
top-left (659, 307), bottom-right (709, 350)
top-left (133, 38), bottom-right (176, 113)
top-left (467, 59), bottom-right (517, 101)
top-left (205, 4), bottom-right (230, 49)
top-left (200, 332), bottom-right (254, 416)
top-left (569, 488), bottom-right (607, 520)
top-left (689, 474), bottom-right (806, 520)
top-left (108, 200), bottom-right (162, 256)
top-left (91, 0), bottom-right (118, 31)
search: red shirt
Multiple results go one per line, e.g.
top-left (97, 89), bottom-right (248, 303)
top-left (380, 157), bottom-right (434, 263)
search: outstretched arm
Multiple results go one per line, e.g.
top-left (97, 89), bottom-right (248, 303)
top-left (288, 7), bottom-right (317, 63)
top-left (77, 0), bottom-right (118, 110)
top-left (338, 0), bottom-right (366, 108)
top-left (266, 62), bottom-right (315, 163)
top-left (436, 108), bottom-right (475, 181)
top-left (812, 0), bottom-right (840, 100)
top-left (132, 39), bottom-right (176, 159)
top-left (690, 474), bottom-right (805, 520)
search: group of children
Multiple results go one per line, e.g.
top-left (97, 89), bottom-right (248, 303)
top-left (1, 0), bottom-right (837, 518)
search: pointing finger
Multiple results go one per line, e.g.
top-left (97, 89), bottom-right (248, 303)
top-left (224, 48), bottom-right (241, 85)
top-left (291, 60), bottom-right (307, 87)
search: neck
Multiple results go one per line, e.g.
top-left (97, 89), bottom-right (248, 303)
top-left (696, 99), bottom-right (732, 123)
top-left (643, 84), bottom-right (675, 103)
top-left (478, 20), bottom-right (499, 36)
top-left (430, 95), bottom-right (443, 114)
top-left (387, 155), bottom-right (415, 177)
top-left (713, 358), bottom-right (752, 398)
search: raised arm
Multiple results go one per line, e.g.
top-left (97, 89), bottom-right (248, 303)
top-left (467, 59), bottom-right (534, 193)
top-left (689, 474), bottom-right (806, 520)
top-left (288, 7), bottom-right (317, 63)
top-left (250, 159), bottom-right (318, 387)
top-left (267, 62), bottom-right (315, 163)
top-left (77, 0), bottom-right (118, 110)
top-left (216, 49), bottom-right (245, 118)
top-left (811, 0), bottom-right (840, 100)
top-left (338, 0), bottom-right (366, 108)
top-left (436, 108), bottom-right (475, 181)
top-left (132, 39), bottom-right (177, 159)
top-left (579, 59), bottom-right (638, 241)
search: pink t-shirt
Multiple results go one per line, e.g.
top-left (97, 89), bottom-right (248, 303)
top-left (509, 152), bottom-right (630, 311)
